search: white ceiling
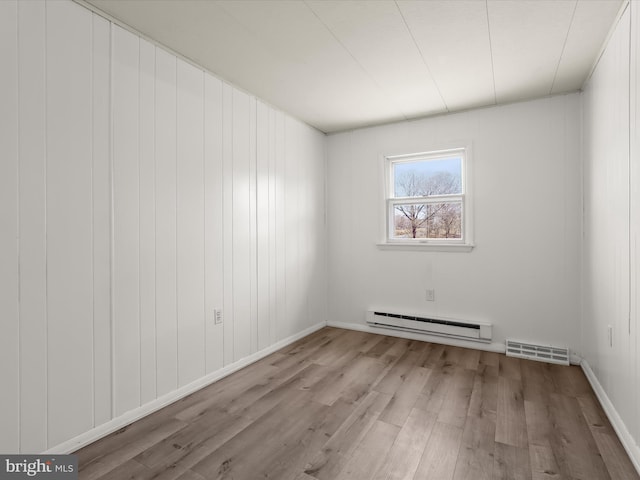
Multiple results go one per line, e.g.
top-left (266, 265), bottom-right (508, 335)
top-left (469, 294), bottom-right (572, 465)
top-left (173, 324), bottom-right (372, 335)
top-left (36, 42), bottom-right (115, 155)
top-left (83, 0), bottom-right (623, 133)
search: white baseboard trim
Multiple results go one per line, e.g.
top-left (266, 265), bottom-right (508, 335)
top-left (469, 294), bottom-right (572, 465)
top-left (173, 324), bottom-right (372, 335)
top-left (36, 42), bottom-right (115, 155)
top-left (580, 359), bottom-right (640, 475)
top-left (327, 320), bottom-right (506, 354)
top-left (44, 321), bottom-right (326, 455)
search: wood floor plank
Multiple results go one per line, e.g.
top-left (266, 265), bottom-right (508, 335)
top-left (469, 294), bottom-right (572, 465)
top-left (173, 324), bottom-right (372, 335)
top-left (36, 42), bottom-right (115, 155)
top-left (548, 364), bottom-right (592, 398)
top-left (379, 364), bottom-right (431, 426)
top-left (415, 362), bottom-right (453, 414)
top-left (358, 332), bottom-right (393, 354)
top-left (92, 458), bottom-right (150, 480)
top-left (134, 408), bottom-right (246, 468)
top-left (373, 349), bottom-right (422, 395)
top-left (135, 415), bottom-right (256, 480)
top-left (172, 362), bottom-right (280, 422)
top-left (365, 335), bottom-right (398, 359)
top-left (304, 391), bottom-right (392, 480)
top-left (521, 360), bottom-right (555, 404)
top-left (495, 376), bottom-right (528, 448)
top-left (577, 393), bottom-right (639, 478)
top-left (372, 408), bottom-right (437, 480)
top-left (174, 470), bottom-right (206, 480)
top-left (524, 400), bottom-right (572, 479)
top-left (334, 420), bottom-right (400, 480)
top-left (310, 330), bottom-right (367, 366)
top-left (528, 444), bottom-right (566, 480)
top-left (224, 362), bottom-right (319, 417)
top-left (312, 353), bottom-right (386, 406)
top-left (499, 355), bottom-right (522, 381)
top-left (494, 442), bottom-right (531, 480)
top-left (452, 416), bottom-right (496, 480)
top-left (437, 367), bottom-right (475, 428)
top-left (190, 391), bottom-right (325, 479)
top-left (414, 421), bottom-right (464, 480)
top-left (79, 418), bottom-right (188, 480)
top-left (73, 329), bottom-right (637, 480)
top-left (249, 398), bottom-right (353, 480)
top-left (576, 393), bottom-right (615, 435)
top-left (422, 342), bottom-right (446, 368)
top-left (378, 337), bottom-right (413, 367)
top-left (468, 369), bottom-right (498, 421)
top-left (278, 327), bottom-right (342, 355)
top-left (459, 347), bottom-right (481, 371)
top-left (548, 392), bottom-right (611, 480)
top-left (478, 351), bottom-right (500, 376)
top-left (591, 430), bottom-right (640, 480)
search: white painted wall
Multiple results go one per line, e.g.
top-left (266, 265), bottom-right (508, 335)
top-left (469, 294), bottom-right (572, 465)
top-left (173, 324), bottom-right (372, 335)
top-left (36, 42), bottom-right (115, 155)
top-left (582, 2), bottom-right (640, 467)
top-left (0, 0), bottom-right (326, 454)
top-left (326, 94), bottom-right (582, 351)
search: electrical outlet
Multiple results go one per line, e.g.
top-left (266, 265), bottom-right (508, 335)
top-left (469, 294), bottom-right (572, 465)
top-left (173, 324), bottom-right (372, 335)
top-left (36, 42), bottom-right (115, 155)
top-left (426, 289), bottom-right (435, 301)
top-left (214, 309), bottom-right (223, 325)
top-left (607, 325), bottom-right (613, 347)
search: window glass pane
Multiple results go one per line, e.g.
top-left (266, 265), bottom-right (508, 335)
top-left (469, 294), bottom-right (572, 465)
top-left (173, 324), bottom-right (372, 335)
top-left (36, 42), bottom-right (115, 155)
top-left (393, 157), bottom-right (462, 197)
top-left (393, 202), bottom-right (462, 239)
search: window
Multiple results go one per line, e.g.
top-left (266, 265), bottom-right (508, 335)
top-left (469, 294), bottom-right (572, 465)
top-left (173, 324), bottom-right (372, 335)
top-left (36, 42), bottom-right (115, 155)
top-left (381, 147), bottom-right (473, 251)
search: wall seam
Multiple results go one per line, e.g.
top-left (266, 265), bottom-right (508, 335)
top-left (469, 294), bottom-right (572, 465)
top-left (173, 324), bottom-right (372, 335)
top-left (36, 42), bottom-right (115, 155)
top-left (16, 0), bottom-right (23, 453)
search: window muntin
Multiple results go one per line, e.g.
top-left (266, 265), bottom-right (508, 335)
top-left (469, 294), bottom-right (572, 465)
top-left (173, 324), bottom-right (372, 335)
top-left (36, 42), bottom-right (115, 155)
top-left (386, 149), bottom-right (467, 244)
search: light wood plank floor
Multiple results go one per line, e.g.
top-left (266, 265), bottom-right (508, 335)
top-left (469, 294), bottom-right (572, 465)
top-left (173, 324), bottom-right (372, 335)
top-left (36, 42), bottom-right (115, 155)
top-left (76, 327), bottom-right (639, 480)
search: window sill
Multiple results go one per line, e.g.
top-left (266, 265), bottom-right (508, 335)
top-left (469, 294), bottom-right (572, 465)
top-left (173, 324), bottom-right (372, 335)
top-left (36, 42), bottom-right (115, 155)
top-left (376, 242), bottom-right (475, 253)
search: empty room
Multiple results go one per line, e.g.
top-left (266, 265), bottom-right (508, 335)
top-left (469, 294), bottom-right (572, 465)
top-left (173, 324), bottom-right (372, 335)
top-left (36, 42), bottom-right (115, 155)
top-left (2, 0), bottom-right (640, 478)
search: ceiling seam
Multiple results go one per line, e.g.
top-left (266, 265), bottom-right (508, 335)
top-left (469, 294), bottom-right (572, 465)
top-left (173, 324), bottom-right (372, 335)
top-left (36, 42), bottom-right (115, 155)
top-left (485, 0), bottom-right (497, 105)
top-left (302, 0), bottom-right (408, 122)
top-left (549, 0), bottom-right (578, 95)
top-left (394, 0), bottom-right (448, 112)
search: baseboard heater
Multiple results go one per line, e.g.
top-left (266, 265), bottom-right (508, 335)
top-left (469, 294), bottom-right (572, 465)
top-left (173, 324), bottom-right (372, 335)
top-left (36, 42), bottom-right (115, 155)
top-left (366, 310), bottom-right (492, 343)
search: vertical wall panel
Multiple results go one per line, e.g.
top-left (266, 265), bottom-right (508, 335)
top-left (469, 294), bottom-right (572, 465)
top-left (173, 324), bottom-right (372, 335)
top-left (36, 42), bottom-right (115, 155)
top-left (0, 0), bottom-right (20, 455)
top-left (583, 6), bottom-right (632, 427)
top-left (18, 0), bottom-right (47, 453)
top-left (249, 97), bottom-right (258, 355)
top-left (91, 12), bottom-right (112, 428)
top-left (299, 124), bottom-right (313, 330)
top-left (298, 123), bottom-right (322, 327)
top-left (309, 129), bottom-right (327, 331)
top-left (155, 48), bottom-right (178, 396)
top-left (285, 118), bottom-right (301, 337)
top-left (112, 25), bottom-right (140, 416)
top-left (256, 101), bottom-right (270, 351)
top-left (631, 0), bottom-right (640, 444)
top-left (176, 60), bottom-right (206, 386)
top-left (268, 108), bottom-right (278, 346)
top-left (139, 38), bottom-right (157, 405)
top-left (222, 83), bottom-right (234, 366)
top-left (46, 0), bottom-right (94, 446)
top-left (275, 111), bottom-right (287, 342)
top-left (232, 88), bottom-right (252, 361)
top-left (204, 73), bottom-right (224, 374)
top-left (584, 3), bottom-right (640, 462)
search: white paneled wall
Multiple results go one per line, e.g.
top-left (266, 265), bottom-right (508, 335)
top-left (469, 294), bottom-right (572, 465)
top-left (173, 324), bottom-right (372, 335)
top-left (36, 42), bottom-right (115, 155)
top-left (582, 2), bottom-right (640, 469)
top-left (0, 0), bottom-right (20, 456)
top-left (326, 95), bottom-right (582, 352)
top-left (633, 1), bottom-right (640, 457)
top-left (46, 0), bottom-right (95, 448)
top-left (0, 0), bottom-right (326, 454)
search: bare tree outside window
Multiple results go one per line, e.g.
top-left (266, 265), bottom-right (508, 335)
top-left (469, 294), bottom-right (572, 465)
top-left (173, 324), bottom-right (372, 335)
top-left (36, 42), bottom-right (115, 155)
top-left (385, 148), bottom-right (470, 246)
top-left (393, 169), bottom-right (462, 239)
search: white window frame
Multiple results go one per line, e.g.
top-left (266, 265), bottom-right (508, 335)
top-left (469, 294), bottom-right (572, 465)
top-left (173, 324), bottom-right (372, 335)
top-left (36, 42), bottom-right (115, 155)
top-left (378, 145), bottom-right (474, 252)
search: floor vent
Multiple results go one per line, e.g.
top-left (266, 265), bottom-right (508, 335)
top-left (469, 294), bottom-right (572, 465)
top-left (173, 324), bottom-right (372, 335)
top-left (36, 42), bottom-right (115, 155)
top-left (366, 310), bottom-right (492, 343)
top-left (506, 339), bottom-right (570, 365)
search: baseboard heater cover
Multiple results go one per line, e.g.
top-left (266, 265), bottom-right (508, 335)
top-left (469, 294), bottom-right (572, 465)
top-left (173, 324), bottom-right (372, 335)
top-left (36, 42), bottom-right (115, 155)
top-left (366, 310), bottom-right (492, 343)
top-left (506, 339), bottom-right (569, 365)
